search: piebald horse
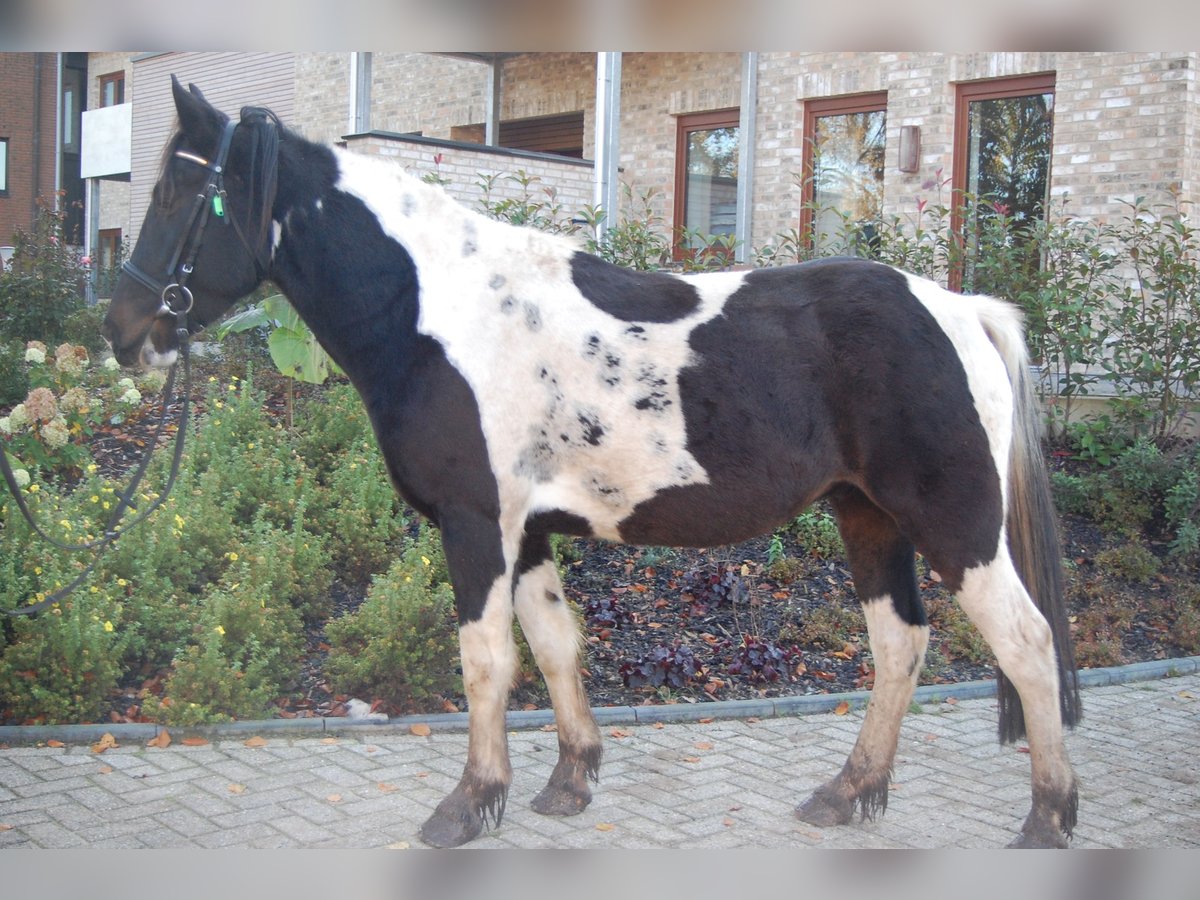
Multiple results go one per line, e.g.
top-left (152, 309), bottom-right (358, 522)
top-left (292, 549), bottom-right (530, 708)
top-left (103, 78), bottom-right (1081, 848)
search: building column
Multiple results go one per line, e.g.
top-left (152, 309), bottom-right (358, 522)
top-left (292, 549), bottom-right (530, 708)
top-left (736, 51), bottom-right (758, 264)
top-left (594, 51), bottom-right (622, 230)
top-left (348, 52), bottom-right (372, 134)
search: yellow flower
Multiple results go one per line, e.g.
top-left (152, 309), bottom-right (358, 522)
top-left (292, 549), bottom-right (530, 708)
top-left (404, 576), bottom-right (412, 583)
top-left (215, 625), bottom-right (226, 636)
top-left (87, 463), bottom-right (98, 474)
top-left (59, 519), bottom-right (72, 531)
top-left (28, 484), bottom-right (40, 493)
top-left (34, 566), bottom-right (42, 575)
top-left (209, 376), bottom-right (217, 383)
top-left (247, 442), bottom-right (255, 450)
top-left (117, 578), bottom-right (128, 587)
top-left (90, 495), bottom-right (100, 503)
top-left (103, 621), bottom-right (114, 632)
top-left (174, 514), bottom-right (185, 529)
top-left (421, 556), bottom-right (431, 567)
top-left (226, 552), bottom-right (239, 561)
top-left (214, 400), bottom-right (224, 409)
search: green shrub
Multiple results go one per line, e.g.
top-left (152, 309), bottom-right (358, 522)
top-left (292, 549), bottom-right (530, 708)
top-left (147, 583), bottom-right (306, 726)
top-left (316, 437), bottom-right (409, 584)
top-left (789, 505), bottom-right (844, 560)
top-left (0, 195), bottom-right (88, 346)
top-left (926, 596), bottom-right (993, 666)
top-left (0, 339), bottom-right (30, 407)
top-left (325, 525), bottom-right (460, 711)
top-left (1095, 539), bottom-right (1161, 583)
top-left (1174, 585), bottom-right (1200, 654)
top-left (0, 590), bottom-right (130, 724)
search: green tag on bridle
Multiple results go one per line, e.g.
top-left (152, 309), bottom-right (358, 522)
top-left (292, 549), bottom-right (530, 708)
top-left (212, 194), bottom-right (225, 217)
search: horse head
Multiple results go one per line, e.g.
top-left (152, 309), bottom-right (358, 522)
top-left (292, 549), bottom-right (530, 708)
top-left (102, 76), bottom-right (279, 367)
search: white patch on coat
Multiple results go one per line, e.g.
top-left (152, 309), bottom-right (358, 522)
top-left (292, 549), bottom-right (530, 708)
top-left (141, 344), bottom-right (178, 369)
top-left (513, 560), bottom-right (598, 750)
top-left (901, 272), bottom-right (1017, 513)
top-left (332, 149), bottom-right (750, 539)
top-left (853, 597), bottom-right (931, 766)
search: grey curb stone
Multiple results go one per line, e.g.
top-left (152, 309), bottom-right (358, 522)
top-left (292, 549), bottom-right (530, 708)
top-left (1, 656), bottom-right (1196, 747)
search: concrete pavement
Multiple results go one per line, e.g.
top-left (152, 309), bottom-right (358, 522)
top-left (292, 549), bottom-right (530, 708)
top-left (1, 662), bottom-right (1197, 849)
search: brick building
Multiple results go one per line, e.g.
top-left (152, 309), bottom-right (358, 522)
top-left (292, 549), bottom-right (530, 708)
top-left (87, 51), bottom-right (1197, 276)
top-left (0, 53), bottom-right (65, 269)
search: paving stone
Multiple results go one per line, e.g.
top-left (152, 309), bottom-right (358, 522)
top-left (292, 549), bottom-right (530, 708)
top-left (0, 670), bottom-right (1197, 849)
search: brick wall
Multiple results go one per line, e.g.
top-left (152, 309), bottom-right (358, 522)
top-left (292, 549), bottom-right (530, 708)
top-left (91, 51), bottom-right (1200, 275)
top-left (0, 53), bottom-right (61, 249)
top-left (342, 133), bottom-right (594, 223)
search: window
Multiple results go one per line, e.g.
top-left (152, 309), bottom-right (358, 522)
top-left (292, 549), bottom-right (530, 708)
top-left (99, 72), bottom-right (125, 107)
top-left (452, 112), bottom-right (585, 158)
top-left (953, 73), bottom-right (1055, 291)
top-left (801, 92), bottom-right (887, 253)
top-left (0, 138), bottom-right (8, 195)
top-left (674, 109), bottom-right (740, 255)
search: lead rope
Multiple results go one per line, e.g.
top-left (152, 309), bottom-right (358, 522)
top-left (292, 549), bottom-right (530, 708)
top-left (0, 313), bottom-right (194, 617)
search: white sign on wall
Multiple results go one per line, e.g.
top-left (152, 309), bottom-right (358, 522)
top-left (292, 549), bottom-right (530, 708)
top-left (81, 104), bottom-right (133, 179)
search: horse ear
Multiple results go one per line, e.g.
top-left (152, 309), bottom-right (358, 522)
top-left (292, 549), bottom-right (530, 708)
top-left (170, 74), bottom-right (225, 148)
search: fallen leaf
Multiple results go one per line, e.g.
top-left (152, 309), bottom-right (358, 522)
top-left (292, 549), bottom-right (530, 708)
top-left (181, 737), bottom-right (209, 747)
top-left (409, 723), bottom-right (432, 737)
top-left (98, 765), bottom-right (113, 775)
top-left (228, 784), bottom-right (246, 794)
top-left (1179, 691), bottom-right (1195, 700)
top-left (682, 756), bottom-right (702, 764)
top-left (0, 824), bottom-right (12, 832)
top-left (46, 739), bottom-right (65, 748)
top-left (698, 716), bottom-right (714, 724)
top-left (147, 730), bottom-right (171, 749)
top-left (320, 737), bottom-right (339, 745)
top-left (539, 724), bottom-right (558, 732)
top-left (1017, 746), bottom-right (1031, 754)
top-left (653, 722), bottom-right (664, 730)
top-left (694, 742), bottom-right (714, 751)
top-left (834, 701), bottom-right (850, 716)
top-left (91, 733), bottom-right (118, 754)
top-left (772, 591), bottom-right (790, 600)
top-left (723, 818), bottom-right (735, 827)
top-left (243, 736), bottom-right (268, 749)
top-left (385, 841), bottom-right (411, 850)
top-left (610, 728), bottom-right (632, 739)
top-left (442, 699), bottom-right (459, 713)
top-left (595, 823), bottom-right (615, 832)
top-left (378, 783), bottom-right (399, 793)
top-left (326, 794), bottom-right (342, 803)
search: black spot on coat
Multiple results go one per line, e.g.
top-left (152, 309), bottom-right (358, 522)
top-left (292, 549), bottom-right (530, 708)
top-left (571, 252), bottom-right (701, 323)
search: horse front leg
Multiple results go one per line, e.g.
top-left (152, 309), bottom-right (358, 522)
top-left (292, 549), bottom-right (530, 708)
top-left (513, 534), bottom-right (601, 816)
top-left (418, 512), bottom-right (519, 849)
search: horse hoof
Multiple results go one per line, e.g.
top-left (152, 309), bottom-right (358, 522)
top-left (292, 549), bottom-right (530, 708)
top-left (531, 783), bottom-right (591, 817)
top-left (795, 791), bottom-right (853, 828)
top-left (419, 805), bottom-right (485, 848)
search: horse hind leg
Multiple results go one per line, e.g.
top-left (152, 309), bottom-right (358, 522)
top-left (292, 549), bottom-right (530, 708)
top-left (513, 534), bottom-right (602, 816)
top-left (797, 487), bottom-right (929, 827)
top-left (955, 553), bottom-right (1078, 848)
